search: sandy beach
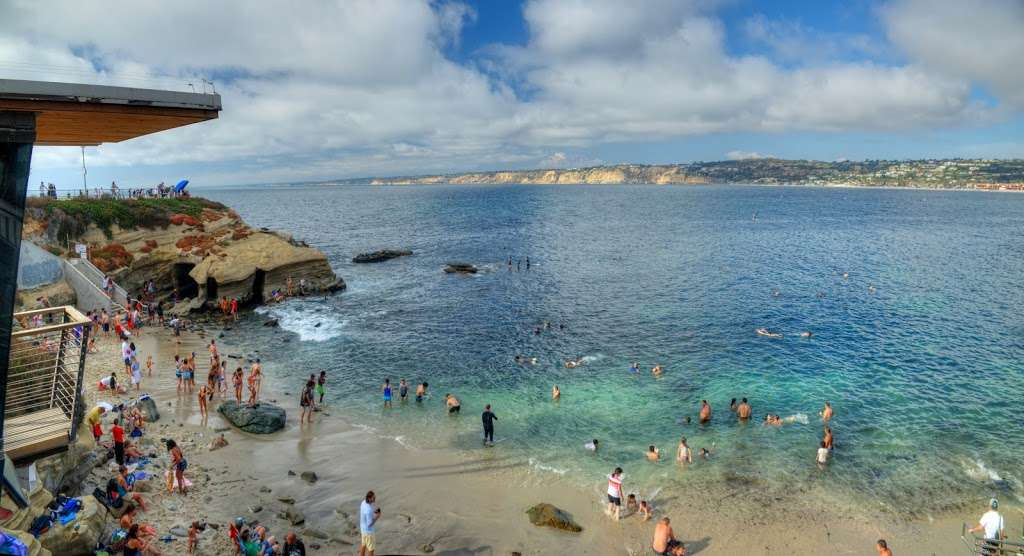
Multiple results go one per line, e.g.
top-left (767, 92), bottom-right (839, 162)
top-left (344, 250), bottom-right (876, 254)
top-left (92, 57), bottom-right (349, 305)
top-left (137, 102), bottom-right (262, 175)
top-left (69, 311), bottom-right (994, 556)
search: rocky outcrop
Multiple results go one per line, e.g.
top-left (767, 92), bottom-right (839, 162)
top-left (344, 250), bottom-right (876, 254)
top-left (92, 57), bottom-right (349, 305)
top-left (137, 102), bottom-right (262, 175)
top-left (39, 497), bottom-right (107, 556)
top-left (352, 249), bottom-right (412, 263)
top-left (21, 197), bottom-right (345, 312)
top-left (217, 401), bottom-right (286, 434)
top-left (444, 263), bottom-right (477, 274)
top-left (525, 503), bottom-right (582, 533)
top-left (130, 396), bottom-right (160, 422)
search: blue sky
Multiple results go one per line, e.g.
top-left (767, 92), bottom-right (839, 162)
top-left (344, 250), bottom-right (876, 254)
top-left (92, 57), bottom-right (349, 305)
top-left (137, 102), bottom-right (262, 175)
top-left (2, 0), bottom-right (1022, 188)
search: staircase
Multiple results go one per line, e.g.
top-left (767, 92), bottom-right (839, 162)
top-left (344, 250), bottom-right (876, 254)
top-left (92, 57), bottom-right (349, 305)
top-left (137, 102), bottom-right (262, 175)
top-left (63, 258), bottom-right (127, 313)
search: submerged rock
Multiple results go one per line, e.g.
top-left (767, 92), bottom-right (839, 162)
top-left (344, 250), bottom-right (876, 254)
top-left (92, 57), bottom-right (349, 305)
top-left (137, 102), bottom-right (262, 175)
top-left (352, 249), bottom-right (413, 263)
top-left (263, 318), bottom-right (279, 327)
top-left (444, 262), bottom-right (478, 274)
top-left (217, 401), bottom-right (286, 434)
top-left (300, 471), bottom-right (318, 484)
top-left (525, 503), bottom-right (583, 533)
top-left (134, 396), bottom-right (160, 422)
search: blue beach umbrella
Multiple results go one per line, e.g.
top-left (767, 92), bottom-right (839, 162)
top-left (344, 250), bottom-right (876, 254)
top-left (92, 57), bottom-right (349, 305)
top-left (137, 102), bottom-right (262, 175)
top-left (174, 179), bottom-right (189, 192)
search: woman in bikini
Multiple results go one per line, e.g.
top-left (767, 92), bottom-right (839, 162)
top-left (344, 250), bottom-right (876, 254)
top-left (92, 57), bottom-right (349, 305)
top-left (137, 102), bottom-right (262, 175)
top-left (232, 367), bottom-right (244, 403)
top-left (166, 439), bottom-right (187, 495)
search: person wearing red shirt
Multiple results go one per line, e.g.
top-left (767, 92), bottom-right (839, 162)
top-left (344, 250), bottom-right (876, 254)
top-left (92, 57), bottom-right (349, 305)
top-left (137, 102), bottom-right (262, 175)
top-left (112, 418), bottom-right (126, 465)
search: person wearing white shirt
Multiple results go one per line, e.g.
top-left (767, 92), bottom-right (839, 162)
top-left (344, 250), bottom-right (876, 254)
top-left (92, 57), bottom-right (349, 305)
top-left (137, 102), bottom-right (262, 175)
top-left (969, 498), bottom-right (1005, 550)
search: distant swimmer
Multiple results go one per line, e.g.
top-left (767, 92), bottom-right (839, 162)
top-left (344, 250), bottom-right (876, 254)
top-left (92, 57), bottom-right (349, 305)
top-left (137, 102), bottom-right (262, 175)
top-left (756, 328), bottom-right (783, 338)
top-left (699, 400), bottom-right (712, 423)
top-left (801, 331), bottom-right (813, 338)
top-left (771, 288), bottom-right (781, 297)
top-left (628, 362), bottom-right (639, 374)
top-left (737, 398), bottom-right (751, 420)
top-left (565, 358), bottom-right (581, 369)
top-left (729, 398), bottom-right (737, 412)
top-left (820, 401), bottom-right (833, 422)
top-left (763, 414), bottom-right (781, 426)
top-left (868, 285), bottom-right (877, 294)
top-left (842, 272), bottom-right (849, 279)
top-left (445, 393), bottom-right (461, 414)
top-left (699, 447), bottom-right (712, 460)
top-left (646, 445), bottom-right (660, 461)
top-left (584, 439), bottom-right (599, 452)
top-left (552, 385), bottom-right (561, 400)
top-left (415, 382), bottom-right (428, 402)
top-left (652, 365), bottom-right (663, 377)
top-left (816, 292), bottom-right (827, 299)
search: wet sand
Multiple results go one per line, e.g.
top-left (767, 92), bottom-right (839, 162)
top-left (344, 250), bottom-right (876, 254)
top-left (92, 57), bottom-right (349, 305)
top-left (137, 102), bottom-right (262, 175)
top-left (81, 321), bottom-right (982, 555)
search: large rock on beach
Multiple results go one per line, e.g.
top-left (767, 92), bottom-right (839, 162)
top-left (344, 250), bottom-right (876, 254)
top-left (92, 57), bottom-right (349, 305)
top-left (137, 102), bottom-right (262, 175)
top-left (217, 401), bottom-right (286, 434)
top-left (525, 503), bottom-right (583, 533)
top-left (39, 496), bottom-right (107, 556)
top-left (133, 396), bottom-right (160, 422)
top-left (444, 262), bottom-right (478, 274)
top-left (352, 249), bottom-right (413, 263)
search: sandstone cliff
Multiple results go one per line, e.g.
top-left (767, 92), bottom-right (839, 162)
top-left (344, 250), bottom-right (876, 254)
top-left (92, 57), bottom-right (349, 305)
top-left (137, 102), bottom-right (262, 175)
top-left (364, 164), bottom-right (707, 185)
top-left (22, 197), bottom-right (344, 310)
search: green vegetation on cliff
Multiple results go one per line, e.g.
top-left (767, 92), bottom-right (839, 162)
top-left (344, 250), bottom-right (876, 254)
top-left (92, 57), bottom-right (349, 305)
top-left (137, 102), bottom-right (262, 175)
top-left (26, 197), bottom-right (227, 241)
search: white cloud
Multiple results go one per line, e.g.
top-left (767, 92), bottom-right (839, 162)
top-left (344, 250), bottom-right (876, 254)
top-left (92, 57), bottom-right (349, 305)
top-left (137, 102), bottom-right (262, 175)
top-left (0, 0), bottom-right (1016, 184)
top-left (726, 150), bottom-right (774, 160)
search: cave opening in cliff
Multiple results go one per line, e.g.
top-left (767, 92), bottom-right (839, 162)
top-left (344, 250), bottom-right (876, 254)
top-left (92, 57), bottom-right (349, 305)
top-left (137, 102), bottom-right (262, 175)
top-left (206, 277), bottom-right (218, 302)
top-left (251, 269), bottom-right (265, 305)
top-left (172, 263), bottom-right (199, 299)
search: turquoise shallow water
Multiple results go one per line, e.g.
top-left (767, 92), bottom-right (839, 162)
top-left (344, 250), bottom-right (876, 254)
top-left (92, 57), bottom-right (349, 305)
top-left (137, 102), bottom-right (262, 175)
top-left (203, 183), bottom-right (1024, 517)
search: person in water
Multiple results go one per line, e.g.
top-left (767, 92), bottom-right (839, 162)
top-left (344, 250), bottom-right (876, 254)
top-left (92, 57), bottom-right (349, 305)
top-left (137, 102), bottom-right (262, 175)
top-left (481, 404), bottom-right (498, 444)
top-left (823, 426), bottom-right (834, 449)
top-left (628, 362), bottom-right (639, 374)
top-left (729, 398), bottom-right (737, 412)
top-left (382, 379), bottom-right (392, 409)
top-left (699, 400), bottom-right (712, 423)
top-left (445, 393), bottom-right (460, 414)
top-left (606, 467), bottom-right (624, 521)
top-left (816, 441), bottom-right (830, 466)
top-left (317, 370), bottom-right (327, 405)
top-left (552, 385), bottom-right (560, 400)
top-left (646, 445), bottom-right (660, 461)
top-left (801, 331), bottom-right (814, 338)
top-left (398, 378), bottom-right (408, 402)
top-left (676, 437), bottom-right (692, 463)
top-left (737, 398), bottom-right (752, 420)
top-left (652, 365), bottom-right (663, 377)
top-left (300, 379), bottom-right (315, 423)
top-left (585, 439), bottom-right (599, 452)
top-left (416, 382), bottom-right (428, 402)
top-left (820, 401), bottom-right (833, 421)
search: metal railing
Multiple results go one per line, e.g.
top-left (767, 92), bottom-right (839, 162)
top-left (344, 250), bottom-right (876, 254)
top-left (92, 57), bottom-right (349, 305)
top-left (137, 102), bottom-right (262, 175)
top-left (67, 257), bottom-right (128, 309)
top-left (962, 522), bottom-right (1024, 555)
top-left (8, 306), bottom-right (91, 438)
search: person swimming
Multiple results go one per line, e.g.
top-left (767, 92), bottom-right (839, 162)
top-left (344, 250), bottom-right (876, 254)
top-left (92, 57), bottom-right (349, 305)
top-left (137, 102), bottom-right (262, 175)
top-left (646, 445), bottom-right (660, 461)
top-left (756, 328), bottom-right (783, 338)
top-left (652, 365), bottom-right (663, 377)
top-left (552, 385), bottom-right (561, 400)
top-left (564, 358), bottom-right (581, 369)
top-left (801, 331), bottom-right (813, 338)
top-left (628, 362), bottom-right (639, 374)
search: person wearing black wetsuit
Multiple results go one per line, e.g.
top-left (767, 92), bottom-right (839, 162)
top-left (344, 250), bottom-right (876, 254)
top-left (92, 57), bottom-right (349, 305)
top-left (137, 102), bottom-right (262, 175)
top-left (482, 404), bottom-right (498, 444)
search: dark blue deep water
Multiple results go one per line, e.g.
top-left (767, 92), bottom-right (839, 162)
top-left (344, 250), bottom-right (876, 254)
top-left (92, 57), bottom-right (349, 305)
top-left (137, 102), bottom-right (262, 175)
top-left (203, 183), bottom-right (1024, 517)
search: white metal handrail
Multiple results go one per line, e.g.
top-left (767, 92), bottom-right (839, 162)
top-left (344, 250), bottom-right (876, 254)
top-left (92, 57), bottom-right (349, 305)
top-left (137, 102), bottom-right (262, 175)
top-left (67, 257), bottom-right (129, 308)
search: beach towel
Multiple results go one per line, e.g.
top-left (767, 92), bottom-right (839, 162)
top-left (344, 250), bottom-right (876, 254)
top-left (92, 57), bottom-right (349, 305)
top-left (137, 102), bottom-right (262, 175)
top-left (0, 532), bottom-right (28, 556)
top-left (163, 469), bottom-right (193, 489)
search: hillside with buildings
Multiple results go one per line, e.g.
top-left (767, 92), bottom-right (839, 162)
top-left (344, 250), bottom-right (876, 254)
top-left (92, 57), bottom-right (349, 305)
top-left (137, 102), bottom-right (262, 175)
top-left (334, 159), bottom-right (1024, 189)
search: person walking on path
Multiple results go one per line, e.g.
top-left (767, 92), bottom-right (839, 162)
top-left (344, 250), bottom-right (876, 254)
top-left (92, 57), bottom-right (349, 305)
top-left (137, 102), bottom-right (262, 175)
top-left (482, 404), bottom-right (498, 445)
top-left (359, 491), bottom-right (381, 556)
top-left (967, 498), bottom-right (1005, 552)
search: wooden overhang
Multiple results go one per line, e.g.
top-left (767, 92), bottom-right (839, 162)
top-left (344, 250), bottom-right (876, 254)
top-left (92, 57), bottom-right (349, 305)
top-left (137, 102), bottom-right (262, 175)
top-left (0, 79), bottom-right (221, 146)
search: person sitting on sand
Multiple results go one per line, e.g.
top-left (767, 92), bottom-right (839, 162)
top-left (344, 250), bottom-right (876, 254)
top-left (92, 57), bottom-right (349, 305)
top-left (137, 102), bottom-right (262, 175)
top-left (117, 465), bottom-right (148, 506)
top-left (652, 365), bottom-right (663, 377)
top-left (820, 401), bottom-right (833, 421)
top-left (652, 517), bottom-right (677, 555)
top-left (699, 400), bottom-right (712, 423)
top-left (737, 398), bottom-right (752, 420)
top-left (99, 372), bottom-right (128, 394)
top-left (676, 437), bottom-right (692, 463)
top-left (646, 445), bottom-right (660, 461)
top-left (445, 393), bottom-right (461, 414)
top-left (106, 476), bottom-right (147, 513)
top-left (124, 523), bottom-right (161, 556)
top-left (552, 385), bottom-right (560, 400)
top-left (283, 532), bottom-right (306, 556)
top-left (119, 504), bottom-right (157, 541)
top-left (128, 407), bottom-right (145, 437)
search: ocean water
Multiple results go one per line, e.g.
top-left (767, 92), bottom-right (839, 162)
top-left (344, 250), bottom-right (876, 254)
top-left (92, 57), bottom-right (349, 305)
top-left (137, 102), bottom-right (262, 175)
top-left (202, 183), bottom-right (1024, 518)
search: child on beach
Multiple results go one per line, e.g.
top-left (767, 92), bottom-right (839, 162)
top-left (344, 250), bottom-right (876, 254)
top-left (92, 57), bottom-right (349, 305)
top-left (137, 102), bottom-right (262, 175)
top-left (639, 500), bottom-right (652, 521)
top-left (300, 379), bottom-right (315, 423)
top-left (188, 520), bottom-right (200, 553)
top-left (198, 383), bottom-right (211, 419)
top-left (317, 370), bottom-right (327, 405)
top-left (145, 354), bottom-right (153, 377)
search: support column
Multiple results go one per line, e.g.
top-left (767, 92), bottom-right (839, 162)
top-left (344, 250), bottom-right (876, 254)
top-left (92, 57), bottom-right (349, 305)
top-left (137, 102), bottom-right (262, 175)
top-left (0, 111), bottom-right (36, 506)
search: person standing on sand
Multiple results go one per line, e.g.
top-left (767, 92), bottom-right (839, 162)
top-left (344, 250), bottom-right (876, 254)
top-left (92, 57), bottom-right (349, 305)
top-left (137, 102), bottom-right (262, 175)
top-left (248, 361), bottom-right (263, 406)
top-left (286, 276), bottom-right (294, 297)
top-left (317, 371), bottom-right (327, 405)
top-left (737, 398), bottom-right (751, 421)
top-left (145, 355), bottom-right (153, 377)
top-left (652, 517), bottom-right (677, 556)
top-left (359, 491), bottom-right (380, 556)
top-left (382, 379), bottom-right (393, 408)
top-left (198, 383), bottom-right (210, 419)
top-left (300, 379), bottom-right (315, 423)
top-left (876, 539), bottom-right (892, 556)
top-left (166, 439), bottom-right (187, 495)
top-left (699, 400), bottom-right (712, 423)
top-left (481, 404), bottom-right (498, 444)
top-left (606, 467), bottom-right (624, 520)
top-left (820, 401), bottom-right (833, 422)
top-left (112, 417), bottom-right (126, 465)
top-left (86, 405), bottom-right (106, 441)
top-left (231, 297), bottom-right (239, 321)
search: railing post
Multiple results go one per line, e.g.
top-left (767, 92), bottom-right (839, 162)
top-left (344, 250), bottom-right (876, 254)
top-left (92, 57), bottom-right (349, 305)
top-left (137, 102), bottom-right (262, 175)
top-left (68, 322), bottom-right (88, 442)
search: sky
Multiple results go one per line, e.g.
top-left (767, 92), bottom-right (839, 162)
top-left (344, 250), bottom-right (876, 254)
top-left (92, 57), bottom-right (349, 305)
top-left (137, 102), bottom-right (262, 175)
top-left (2, 0), bottom-right (1023, 188)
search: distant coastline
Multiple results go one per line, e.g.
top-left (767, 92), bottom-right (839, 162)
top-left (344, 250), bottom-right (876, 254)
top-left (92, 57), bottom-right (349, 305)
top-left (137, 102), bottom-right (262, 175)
top-left (322, 158), bottom-right (1024, 190)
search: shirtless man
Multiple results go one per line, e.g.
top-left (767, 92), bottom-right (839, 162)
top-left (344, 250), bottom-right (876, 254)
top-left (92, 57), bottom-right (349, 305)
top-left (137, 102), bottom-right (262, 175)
top-left (875, 539), bottom-right (892, 556)
top-left (415, 382), bottom-right (428, 402)
top-left (445, 393), bottom-right (461, 414)
top-left (737, 398), bottom-right (752, 421)
top-left (646, 445), bottom-right (660, 461)
top-left (652, 365), bottom-right (663, 377)
top-left (699, 400), bottom-right (712, 423)
top-left (652, 517), bottom-right (677, 555)
top-left (820, 401), bottom-right (833, 422)
top-left (552, 385), bottom-right (560, 400)
top-left (823, 426), bottom-right (834, 449)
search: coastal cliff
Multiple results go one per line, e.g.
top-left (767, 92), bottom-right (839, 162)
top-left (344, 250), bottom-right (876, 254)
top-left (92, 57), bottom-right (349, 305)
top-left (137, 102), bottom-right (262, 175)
top-left (22, 197), bottom-right (344, 310)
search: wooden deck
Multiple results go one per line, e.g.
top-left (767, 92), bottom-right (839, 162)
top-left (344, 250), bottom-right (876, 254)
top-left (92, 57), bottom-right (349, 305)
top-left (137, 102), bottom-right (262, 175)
top-left (4, 408), bottom-right (70, 462)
